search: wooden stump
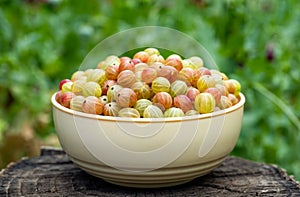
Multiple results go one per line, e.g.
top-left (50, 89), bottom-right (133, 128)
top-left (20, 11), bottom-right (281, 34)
top-left (0, 147), bottom-right (299, 196)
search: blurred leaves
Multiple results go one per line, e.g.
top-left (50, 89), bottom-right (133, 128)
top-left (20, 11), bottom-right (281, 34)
top-left (0, 0), bottom-right (300, 180)
top-left (254, 82), bottom-right (300, 131)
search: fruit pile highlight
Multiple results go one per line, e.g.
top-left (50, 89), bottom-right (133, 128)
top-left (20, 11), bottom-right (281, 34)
top-left (55, 48), bottom-right (241, 118)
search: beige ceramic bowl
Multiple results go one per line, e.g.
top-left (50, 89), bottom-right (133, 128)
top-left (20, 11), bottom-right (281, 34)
top-left (51, 92), bottom-right (245, 188)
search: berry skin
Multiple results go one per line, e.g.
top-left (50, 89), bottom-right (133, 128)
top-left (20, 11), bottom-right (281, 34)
top-left (71, 71), bottom-right (85, 81)
top-left (133, 51), bottom-right (150, 63)
top-left (205, 87), bottom-right (222, 104)
top-left (141, 67), bottom-right (158, 84)
top-left (188, 56), bottom-right (203, 68)
top-left (164, 107), bottom-right (184, 117)
top-left (116, 88), bottom-right (137, 108)
top-left (102, 80), bottom-right (117, 95)
top-left (61, 81), bottom-right (73, 93)
top-left (151, 77), bottom-right (171, 94)
top-left (174, 95), bottom-right (193, 113)
top-left (147, 54), bottom-right (165, 64)
top-left (105, 64), bottom-right (120, 80)
top-left (143, 105), bottom-right (164, 118)
top-left (59, 79), bottom-right (72, 90)
top-left (134, 99), bottom-right (153, 115)
top-left (186, 87), bottom-right (200, 102)
top-left (72, 79), bottom-right (86, 95)
top-left (144, 47), bottom-right (160, 56)
top-left (178, 67), bottom-right (194, 85)
top-left (165, 56), bottom-right (183, 71)
top-left (119, 57), bottom-right (135, 72)
top-left (218, 95), bottom-right (233, 110)
top-left (107, 84), bottom-right (123, 102)
top-left (103, 102), bottom-right (120, 116)
top-left (55, 91), bottom-right (63, 104)
top-left (131, 82), bottom-right (153, 100)
top-left (82, 81), bottom-right (102, 97)
top-left (194, 93), bottom-right (216, 114)
top-left (197, 75), bottom-right (216, 92)
top-left (86, 69), bottom-right (106, 85)
top-left (117, 70), bottom-right (136, 88)
top-left (82, 96), bottom-right (104, 115)
top-left (118, 108), bottom-right (140, 118)
top-left (170, 80), bottom-right (188, 98)
top-left (134, 63), bottom-right (148, 72)
top-left (61, 92), bottom-right (76, 108)
top-left (185, 109), bottom-right (200, 116)
top-left (152, 92), bottom-right (173, 110)
top-left (70, 95), bottom-right (85, 112)
top-left (157, 66), bottom-right (178, 83)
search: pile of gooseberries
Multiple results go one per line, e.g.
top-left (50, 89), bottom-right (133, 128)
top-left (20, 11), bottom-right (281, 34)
top-left (55, 48), bottom-right (241, 118)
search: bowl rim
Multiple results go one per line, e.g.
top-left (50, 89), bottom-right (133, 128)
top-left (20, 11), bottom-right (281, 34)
top-left (51, 92), bottom-right (245, 123)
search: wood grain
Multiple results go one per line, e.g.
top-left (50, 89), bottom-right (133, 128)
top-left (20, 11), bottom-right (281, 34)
top-left (0, 147), bottom-right (299, 196)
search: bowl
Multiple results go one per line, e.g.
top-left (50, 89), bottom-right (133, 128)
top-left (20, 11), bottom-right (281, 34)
top-left (51, 92), bottom-right (245, 188)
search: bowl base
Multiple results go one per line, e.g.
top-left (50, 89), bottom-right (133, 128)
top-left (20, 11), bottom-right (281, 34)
top-left (69, 155), bottom-right (227, 188)
top-left (103, 178), bottom-right (194, 188)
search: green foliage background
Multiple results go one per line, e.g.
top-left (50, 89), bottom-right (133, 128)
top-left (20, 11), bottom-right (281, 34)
top-left (1, 0), bottom-right (300, 180)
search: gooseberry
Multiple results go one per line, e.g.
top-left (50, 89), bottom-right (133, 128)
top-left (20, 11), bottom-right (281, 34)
top-left (59, 79), bottom-right (72, 90)
top-left (133, 51), bottom-right (149, 63)
top-left (165, 56), bottom-right (183, 71)
top-left (70, 95), bottom-right (85, 112)
top-left (144, 47), bottom-right (160, 56)
top-left (82, 81), bottom-right (102, 97)
top-left (103, 102), bottom-right (120, 116)
top-left (61, 92), bottom-right (76, 108)
top-left (173, 95), bottom-right (193, 113)
top-left (102, 80), bottom-right (117, 95)
top-left (119, 57), bottom-right (135, 72)
top-left (152, 92), bottom-right (173, 110)
top-left (205, 87), bottom-right (222, 104)
top-left (141, 67), bottom-right (158, 84)
top-left (105, 64), bottom-right (120, 80)
top-left (197, 75), bottom-right (216, 92)
top-left (164, 107), bottom-right (184, 117)
top-left (131, 81), bottom-right (153, 100)
top-left (134, 99), bottom-right (153, 115)
top-left (151, 77), bottom-right (170, 93)
top-left (82, 96), bottom-right (104, 115)
top-left (157, 66), bottom-right (178, 83)
top-left (117, 70), bottom-right (136, 88)
top-left (185, 109), bottom-right (200, 116)
top-left (194, 93), bottom-right (216, 114)
top-left (186, 87), bottom-right (200, 102)
top-left (116, 88), bottom-right (137, 108)
top-left (170, 80), bottom-right (188, 97)
top-left (87, 69), bottom-right (106, 85)
top-left (218, 95), bottom-right (233, 110)
top-left (188, 56), bottom-right (203, 68)
top-left (107, 84), bottom-right (123, 102)
top-left (118, 108), bottom-right (140, 118)
top-left (143, 105), bottom-right (164, 118)
top-left (61, 81), bottom-right (73, 93)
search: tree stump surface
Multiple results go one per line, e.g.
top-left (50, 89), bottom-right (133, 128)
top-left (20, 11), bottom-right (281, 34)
top-left (0, 147), bottom-right (299, 196)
